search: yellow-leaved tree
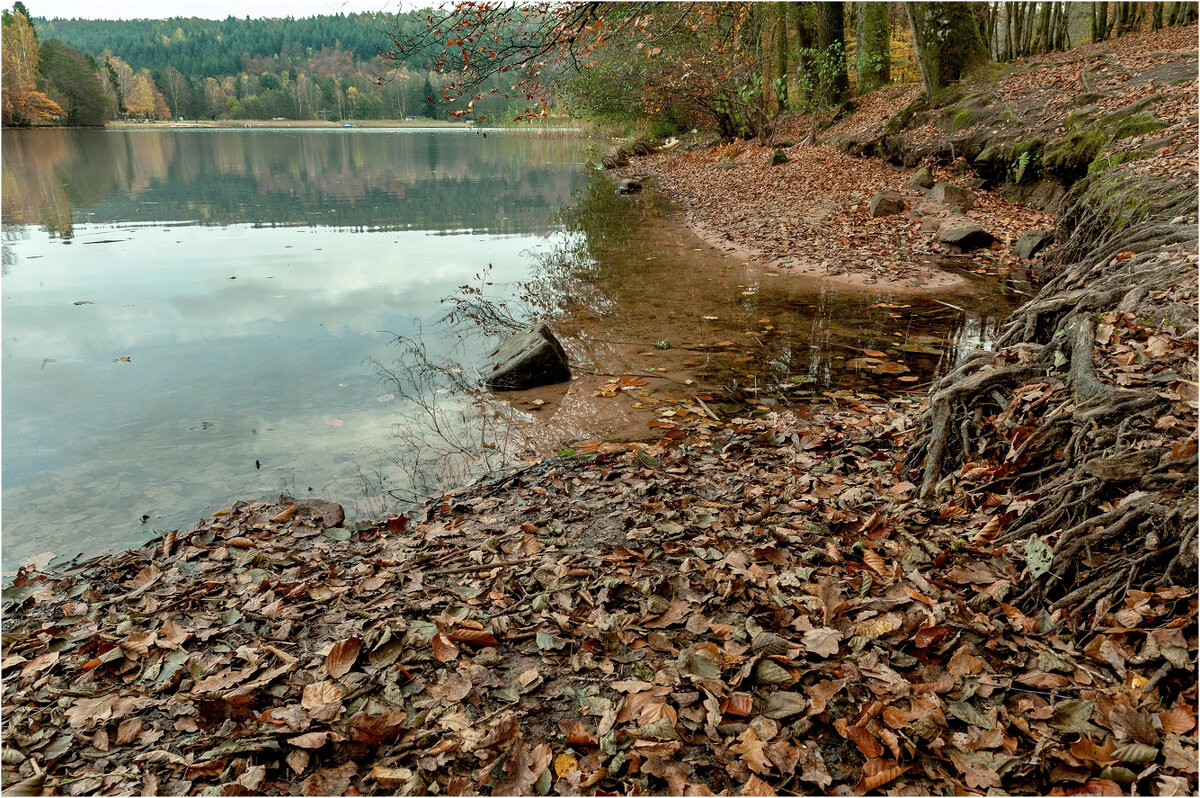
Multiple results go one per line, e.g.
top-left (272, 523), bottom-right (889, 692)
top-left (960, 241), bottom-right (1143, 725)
top-left (1, 10), bottom-right (62, 126)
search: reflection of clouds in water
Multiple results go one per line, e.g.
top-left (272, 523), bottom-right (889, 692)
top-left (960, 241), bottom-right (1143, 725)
top-left (2, 225), bottom-right (553, 360)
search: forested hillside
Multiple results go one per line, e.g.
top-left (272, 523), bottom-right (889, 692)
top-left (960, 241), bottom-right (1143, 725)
top-left (36, 13), bottom-right (404, 77)
top-left (5, 6), bottom-right (515, 124)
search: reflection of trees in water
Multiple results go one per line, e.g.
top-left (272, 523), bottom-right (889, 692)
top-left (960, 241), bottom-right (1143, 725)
top-left (1, 128), bottom-right (586, 235)
top-left (364, 327), bottom-right (540, 508)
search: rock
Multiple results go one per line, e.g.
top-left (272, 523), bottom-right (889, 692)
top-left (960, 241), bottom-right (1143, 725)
top-left (1014, 227), bottom-right (1056, 260)
top-left (767, 149), bottom-right (789, 166)
top-left (868, 189), bottom-right (906, 217)
top-left (936, 218), bottom-right (997, 251)
top-left (617, 178), bottom-right (642, 194)
top-left (906, 167), bottom-right (934, 190)
top-left (484, 322), bottom-right (571, 391)
top-left (931, 182), bottom-right (977, 211)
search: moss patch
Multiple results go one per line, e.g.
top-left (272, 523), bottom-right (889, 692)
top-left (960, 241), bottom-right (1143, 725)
top-left (1112, 113), bottom-right (1168, 141)
top-left (1043, 128), bottom-right (1108, 183)
top-left (1088, 149), bottom-right (1153, 176)
top-left (949, 106), bottom-right (981, 132)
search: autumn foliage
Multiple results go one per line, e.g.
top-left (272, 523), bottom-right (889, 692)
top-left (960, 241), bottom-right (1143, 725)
top-left (1, 11), bottom-right (63, 126)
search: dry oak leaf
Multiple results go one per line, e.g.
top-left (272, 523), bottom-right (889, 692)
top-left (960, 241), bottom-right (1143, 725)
top-left (731, 726), bottom-right (774, 775)
top-left (324, 637), bottom-right (362, 678)
top-left (803, 627), bottom-right (843, 658)
top-left (855, 758), bottom-right (906, 794)
top-left (741, 774), bottom-right (777, 796)
top-left (301, 762), bottom-right (357, 796)
top-left (289, 730), bottom-right (344, 749)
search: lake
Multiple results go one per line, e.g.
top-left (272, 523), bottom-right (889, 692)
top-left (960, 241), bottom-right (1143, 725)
top-left (1, 127), bottom-right (1027, 574)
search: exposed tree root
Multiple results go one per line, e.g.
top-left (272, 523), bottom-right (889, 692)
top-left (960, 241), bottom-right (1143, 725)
top-left (906, 167), bottom-right (1198, 618)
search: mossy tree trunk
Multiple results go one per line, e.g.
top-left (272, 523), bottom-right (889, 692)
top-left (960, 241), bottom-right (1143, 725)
top-left (903, 2), bottom-right (989, 98)
top-left (1091, 1), bottom-right (1114, 42)
top-left (855, 1), bottom-right (890, 94)
top-left (790, 2), bottom-right (817, 74)
top-left (775, 2), bottom-right (789, 111)
top-left (1168, 2), bottom-right (1197, 26)
top-left (816, 1), bottom-right (849, 103)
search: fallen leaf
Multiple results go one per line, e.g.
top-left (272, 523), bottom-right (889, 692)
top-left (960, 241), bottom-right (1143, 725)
top-left (431, 633), bottom-right (460, 663)
top-left (324, 637), bottom-right (362, 678)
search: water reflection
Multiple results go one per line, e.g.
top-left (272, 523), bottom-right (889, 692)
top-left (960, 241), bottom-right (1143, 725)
top-left (2, 128), bottom-right (587, 573)
top-left (1, 127), bottom-right (583, 238)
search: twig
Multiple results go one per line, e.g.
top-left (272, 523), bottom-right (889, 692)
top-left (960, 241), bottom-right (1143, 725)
top-left (693, 396), bottom-right (721, 422)
top-left (926, 297), bottom-right (968, 313)
top-left (1141, 661), bottom-right (1173, 695)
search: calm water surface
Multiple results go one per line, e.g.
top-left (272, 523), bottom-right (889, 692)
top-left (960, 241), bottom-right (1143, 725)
top-left (2, 127), bottom-right (1028, 573)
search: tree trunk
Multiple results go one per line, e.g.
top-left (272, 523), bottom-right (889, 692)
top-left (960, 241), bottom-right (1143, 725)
top-left (790, 2), bottom-right (816, 74)
top-left (775, 2), bottom-right (789, 111)
top-left (1152, 2), bottom-right (1164, 29)
top-left (816, 1), bottom-right (849, 103)
top-left (904, 2), bottom-right (989, 98)
top-left (974, 3), bottom-right (1000, 60)
top-left (855, 1), bottom-right (890, 94)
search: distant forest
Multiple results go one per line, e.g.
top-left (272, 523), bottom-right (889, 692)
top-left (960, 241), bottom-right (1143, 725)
top-left (3, 5), bottom-right (515, 125)
top-left (39, 14), bottom-right (416, 78)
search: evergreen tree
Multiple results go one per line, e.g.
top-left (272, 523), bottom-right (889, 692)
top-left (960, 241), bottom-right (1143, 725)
top-left (39, 38), bottom-right (110, 124)
top-left (421, 73), bottom-right (436, 119)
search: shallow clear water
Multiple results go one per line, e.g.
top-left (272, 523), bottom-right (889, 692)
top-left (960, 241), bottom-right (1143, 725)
top-left (2, 127), bottom-right (587, 572)
top-left (2, 127), bottom-right (1029, 574)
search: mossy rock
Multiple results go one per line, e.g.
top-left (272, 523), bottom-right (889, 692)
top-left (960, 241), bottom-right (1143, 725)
top-left (948, 106), bottom-right (982, 132)
top-left (1112, 113), bottom-right (1168, 141)
top-left (1088, 149), bottom-right (1153, 176)
top-left (1043, 128), bottom-right (1108, 184)
top-left (928, 84), bottom-right (967, 109)
top-left (885, 96), bottom-right (930, 136)
top-left (1095, 96), bottom-right (1162, 128)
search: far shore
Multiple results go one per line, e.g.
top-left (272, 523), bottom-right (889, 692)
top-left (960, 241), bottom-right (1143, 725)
top-left (103, 118), bottom-right (582, 131)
